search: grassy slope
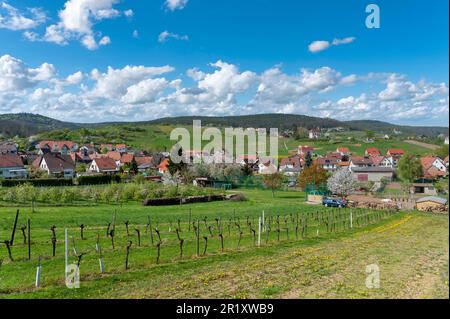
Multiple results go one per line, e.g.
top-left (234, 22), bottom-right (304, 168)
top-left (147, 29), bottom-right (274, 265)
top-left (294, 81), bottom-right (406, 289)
top-left (0, 189), bottom-right (448, 299)
top-left (36, 123), bottom-right (435, 157)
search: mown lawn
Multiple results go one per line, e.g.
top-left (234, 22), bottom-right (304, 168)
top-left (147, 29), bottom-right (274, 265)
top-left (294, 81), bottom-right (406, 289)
top-left (0, 189), bottom-right (447, 299)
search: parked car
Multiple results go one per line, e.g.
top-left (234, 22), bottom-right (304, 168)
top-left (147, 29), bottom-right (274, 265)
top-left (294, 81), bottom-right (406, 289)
top-left (322, 197), bottom-right (347, 208)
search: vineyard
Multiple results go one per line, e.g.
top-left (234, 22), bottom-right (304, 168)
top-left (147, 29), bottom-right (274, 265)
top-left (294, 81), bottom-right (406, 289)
top-left (0, 189), bottom-right (448, 298)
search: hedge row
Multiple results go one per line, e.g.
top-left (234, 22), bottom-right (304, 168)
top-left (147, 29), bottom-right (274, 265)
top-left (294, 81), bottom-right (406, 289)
top-left (77, 175), bottom-right (121, 185)
top-left (0, 178), bottom-right (74, 187)
top-left (0, 175), bottom-right (122, 187)
top-left (142, 194), bottom-right (226, 206)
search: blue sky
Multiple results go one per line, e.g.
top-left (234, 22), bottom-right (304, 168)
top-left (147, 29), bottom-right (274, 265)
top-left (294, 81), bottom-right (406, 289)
top-left (0, 0), bottom-right (448, 126)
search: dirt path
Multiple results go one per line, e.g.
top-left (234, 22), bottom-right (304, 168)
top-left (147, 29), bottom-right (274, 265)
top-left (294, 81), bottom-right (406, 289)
top-left (404, 140), bottom-right (440, 150)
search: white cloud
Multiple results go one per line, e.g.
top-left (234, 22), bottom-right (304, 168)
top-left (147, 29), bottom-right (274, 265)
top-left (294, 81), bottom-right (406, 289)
top-left (20, 0), bottom-right (122, 50)
top-left (99, 36), bottom-right (111, 46)
top-left (0, 1), bottom-right (46, 31)
top-left (308, 37), bottom-right (356, 53)
top-left (308, 41), bottom-right (330, 53)
top-left (132, 30), bottom-right (139, 38)
top-left (165, 0), bottom-right (188, 11)
top-left (122, 78), bottom-right (170, 104)
top-left (87, 64), bottom-right (175, 100)
top-left (0, 55), bottom-right (56, 92)
top-left (124, 9), bottom-right (134, 17)
top-left (0, 54), bottom-right (448, 125)
top-left (158, 30), bottom-right (189, 43)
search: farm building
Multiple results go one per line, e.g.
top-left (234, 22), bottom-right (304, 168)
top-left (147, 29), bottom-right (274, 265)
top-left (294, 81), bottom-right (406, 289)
top-left (416, 196), bottom-right (448, 212)
top-left (410, 183), bottom-right (437, 195)
top-left (351, 167), bottom-right (394, 182)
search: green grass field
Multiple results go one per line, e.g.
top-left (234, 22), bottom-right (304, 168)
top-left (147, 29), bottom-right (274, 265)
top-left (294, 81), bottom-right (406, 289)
top-left (36, 123), bottom-right (436, 158)
top-left (0, 189), bottom-right (448, 299)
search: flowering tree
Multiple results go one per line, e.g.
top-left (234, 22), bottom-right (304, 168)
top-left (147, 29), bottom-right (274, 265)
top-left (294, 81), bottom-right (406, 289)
top-left (327, 169), bottom-right (357, 197)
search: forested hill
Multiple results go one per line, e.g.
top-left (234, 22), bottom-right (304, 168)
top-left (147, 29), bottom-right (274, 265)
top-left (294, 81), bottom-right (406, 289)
top-left (0, 112), bottom-right (448, 138)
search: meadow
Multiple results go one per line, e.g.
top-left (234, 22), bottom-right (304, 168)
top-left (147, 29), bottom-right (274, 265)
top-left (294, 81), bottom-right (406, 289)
top-left (0, 189), bottom-right (447, 299)
top-left (35, 123), bottom-right (435, 158)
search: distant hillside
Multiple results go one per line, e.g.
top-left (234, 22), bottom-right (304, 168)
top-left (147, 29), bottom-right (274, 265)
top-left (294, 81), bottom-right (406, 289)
top-left (345, 120), bottom-right (449, 136)
top-left (144, 114), bottom-right (345, 130)
top-left (0, 112), bottom-right (448, 138)
top-left (0, 113), bottom-right (83, 138)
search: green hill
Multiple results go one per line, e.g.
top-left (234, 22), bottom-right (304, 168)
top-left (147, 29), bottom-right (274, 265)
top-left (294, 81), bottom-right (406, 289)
top-left (0, 112), bottom-right (448, 138)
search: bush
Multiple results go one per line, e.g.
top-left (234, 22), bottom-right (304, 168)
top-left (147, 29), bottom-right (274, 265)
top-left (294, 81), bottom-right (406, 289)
top-left (77, 175), bottom-right (121, 185)
top-left (0, 178), bottom-right (74, 187)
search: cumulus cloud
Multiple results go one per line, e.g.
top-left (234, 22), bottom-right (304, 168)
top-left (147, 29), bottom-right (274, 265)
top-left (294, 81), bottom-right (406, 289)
top-left (0, 54), bottom-right (448, 125)
top-left (124, 9), bottom-right (133, 17)
top-left (165, 0), bottom-right (188, 11)
top-left (158, 30), bottom-right (189, 43)
top-left (308, 37), bottom-right (356, 53)
top-left (0, 1), bottom-right (46, 31)
top-left (18, 0), bottom-right (121, 49)
top-left (0, 55), bottom-right (56, 92)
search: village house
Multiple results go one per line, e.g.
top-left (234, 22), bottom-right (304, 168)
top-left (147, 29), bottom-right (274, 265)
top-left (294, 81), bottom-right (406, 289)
top-left (115, 144), bottom-right (128, 153)
top-left (336, 147), bottom-right (350, 156)
top-left (258, 157), bottom-right (278, 175)
top-left (351, 167), bottom-right (394, 183)
top-left (365, 147), bottom-right (381, 157)
top-left (158, 158), bottom-right (170, 174)
top-left (37, 141), bottom-right (78, 155)
top-left (120, 153), bottom-right (135, 167)
top-left (88, 157), bottom-right (119, 174)
top-left (0, 154), bottom-right (27, 179)
top-left (370, 155), bottom-right (394, 168)
top-left (135, 156), bottom-right (156, 172)
top-left (349, 156), bottom-right (374, 169)
top-left (105, 151), bottom-right (122, 164)
top-left (0, 142), bottom-right (18, 154)
top-left (317, 157), bottom-right (339, 172)
top-left (386, 148), bottom-right (405, 166)
top-left (100, 144), bottom-right (115, 152)
top-left (421, 156), bottom-right (447, 179)
top-left (308, 128), bottom-right (321, 139)
top-left (279, 156), bottom-right (302, 176)
top-left (298, 145), bottom-right (314, 156)
top-left (33, 153), bottom-right (76, 178)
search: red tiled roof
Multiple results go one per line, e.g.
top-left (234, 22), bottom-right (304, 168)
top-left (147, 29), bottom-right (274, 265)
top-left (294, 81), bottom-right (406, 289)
top-left (135, 156), bottom-right (154, 166)
top-left (158, 159), bottom-right (169, 172)
top-left (41, 154), bottom-right (75, 173)
top-left (0, 154), bottom-right (24, 168)
top-left (280, 156), bottom-right (302, 168)
top-left (93, 157), bottom-right (117, 171)
top-left (387, 149), bottom-right (405, 155)
top-left (365, 147), bottom-right (381, 156)
top-left (421, 156), bottom-right (438, 170)
top-left (337, 147), bottom-right (350, 153)
top-left (120, 153), bottom-right (134, 164)
top-left (351, 156), bottom-right (373, 165)
top-left (106, 151), bottom-right (121, 161)
top-left (38, 140), bottom-right (77, 150)
top-left (370, 155), bottom-right (385, 166)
